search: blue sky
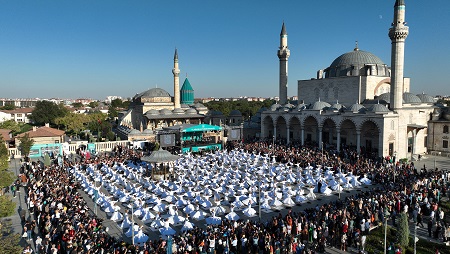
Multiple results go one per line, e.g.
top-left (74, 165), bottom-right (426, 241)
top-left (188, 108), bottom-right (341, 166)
top-left (0, 0), bottom-right (449, 100)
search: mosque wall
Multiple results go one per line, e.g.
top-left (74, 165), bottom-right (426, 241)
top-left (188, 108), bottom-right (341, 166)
top-left (298, 76), bottom-right (360, 106)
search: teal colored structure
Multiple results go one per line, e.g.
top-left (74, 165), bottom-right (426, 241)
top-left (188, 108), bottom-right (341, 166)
top-left (180, 78), bottom-right (194, 105)
top-left (28, 143), bottom-right (62, 158)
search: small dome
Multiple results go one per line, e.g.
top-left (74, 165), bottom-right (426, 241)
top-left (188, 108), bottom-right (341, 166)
top-left (258, 107), bottom-right (268, 113)
top-left (403, 92), bottom-right (422, 103)
top-left (193, 103), bottom-right (207, 109)
top-left (160, 108), bottom-right (172, 115)
top-left (416, 93), bottom-right (435, 103)
top-left (330, 102), bottom-right (345, 111)
top-left (284, 102), bottom-right (295, 109)
top-left (348, 103), bottom-right (366, 113)
top-left (129, 129), bottom-right (141, 135)
top-left (270, 103), bottom-right (282, 111)
top-left (186, 108), bottom-right (197, 114)
top-left (210, 110), bottom-right (224, 116)
top-left (173, 108), bottom-right (185, 114)
top-left (310, 100), bottom-right (331, 110)
top-left (376, 92), bottom-right (406, 104)
top-left (143, 129), bottom-right (153, 134)
top-left (296, 103), bottom-right (307, 111)
top-left (369, 103), bottom-right (390, 113)
top-left (229, 110), bottom-right (242, 117)
top-left (147, 109), bottom-right (159, 115)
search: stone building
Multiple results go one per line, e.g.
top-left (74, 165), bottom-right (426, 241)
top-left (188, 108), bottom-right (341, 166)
top-left (118, 49), bottom-right (206, 140)
top-left (261, 0), bottom-right (438, 160)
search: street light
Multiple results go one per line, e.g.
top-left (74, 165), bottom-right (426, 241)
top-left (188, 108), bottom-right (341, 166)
top-left (414, 225), bottom-right (417, 254)
top-left (384, 209), bottom-right (390, 254)
top-left (393, 151), bottom-right (397, 183)
top-left (128, 198), bottom-right (136, 246)
top-left (257, 169), bottom-right (263, 221)
top-left (321, 142), bottom-right (324, 167)
top-left (434, 144), bottom-right (437, 171)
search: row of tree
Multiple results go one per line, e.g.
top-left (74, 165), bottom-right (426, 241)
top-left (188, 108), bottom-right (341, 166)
top-left (0, 135), bottom-right (22, 253)
top-left (204, 99), bottom-right (274, 119)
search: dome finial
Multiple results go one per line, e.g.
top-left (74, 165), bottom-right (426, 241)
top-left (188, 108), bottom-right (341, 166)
top-left (354, 40), bottom-right (359, 51)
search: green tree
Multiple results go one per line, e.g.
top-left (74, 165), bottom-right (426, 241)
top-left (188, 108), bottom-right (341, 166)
top-left (18, 133), bottom-right (34, 158)
top-left (54, 112), bottom-right (89, 134)
top-left (0, 104), bottom-right (15, 110)
top-left (71, 102), bottom-right (84, 108)
top-left (0, 171), bottom-right (15, 194)
top-left (0, 220), bottom-right (22, 254)
top-left (0, 196), bottom-right (15, 217)
top-left (108, 106), bottom-right (118, 118)
top-left (0, 120), bottom-right (32, 135)
top-left (110, 98), bottom-right (123, 108)
top-left (28, 100), bottom-right (68, 126)
top-left (0, 137), bottom-right (9, 171)
top-left (88, 101), bottom-right (99, 108)
top-left (396, 212), bottom-right (409, 247)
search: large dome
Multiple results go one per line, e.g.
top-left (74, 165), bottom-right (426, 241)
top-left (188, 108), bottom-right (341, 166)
top-left (326, 48), bottom-right (389, 78)
top-left (330, 50), bottom-right (385, 68)
top-left (135, 88), bottom-right (171, 99)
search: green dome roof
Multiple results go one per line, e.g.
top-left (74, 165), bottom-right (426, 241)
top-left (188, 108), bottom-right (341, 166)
top-left (180, 78), bottom-right (194, 105)
top-left (181, 78), bottom-right (194, 91)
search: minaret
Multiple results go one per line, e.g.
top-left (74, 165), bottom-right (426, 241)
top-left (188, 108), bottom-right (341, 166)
top-left (277, 22), bottom-right (290, 105)
top-left (172, 48), bottom-right (181, 109)
top-left (389, 0), bottom-right (408, 110)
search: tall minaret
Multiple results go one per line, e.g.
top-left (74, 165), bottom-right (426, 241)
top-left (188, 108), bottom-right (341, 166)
top-left (172, 48), bottom-right (181, 109)
top-left (389, 0), bottom-right (408, 110)
top-left (277, 22), bottom-right (290, 105)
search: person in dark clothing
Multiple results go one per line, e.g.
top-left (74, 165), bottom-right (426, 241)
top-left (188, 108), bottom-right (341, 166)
top-left (417, 212), bottom-right (424, 227)
top-left (428, 219), bottom-right (433, 237)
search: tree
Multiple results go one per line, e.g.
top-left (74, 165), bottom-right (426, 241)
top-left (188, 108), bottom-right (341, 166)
top-left (0, 171), bottom-right (14, 194)
top-left (18, 133), bottom-right (34, 158)
top-left (0, 220), bottom-right (22, 254)
top-left (0, 137), bottom-right (8, 171)
top-left (54, 113), bottom-right (89, 134)
top-left (0, 196), bottom-right (15, 217)
top-left (28, 100), bottom-right (68, 126)
top-left (0, 120), bottom-right (32, 136)
top-left (108, 106), bottom-right (118, 119)
top-left (110, 98), bottom-right (123, 108)
top-left (88, 101), bottom-right (99, 109)
top-left (396, 212), bottom-right (409, 248)
top-left (71, 102), bottom-right (84, 108)
top-left (0, 104), bottom-right (15, 110)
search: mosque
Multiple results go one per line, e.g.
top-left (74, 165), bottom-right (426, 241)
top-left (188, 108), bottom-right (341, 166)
top-left (118, 49), bottom-right (209, 140)
top-left (261, 0), bottom-right (441, 160)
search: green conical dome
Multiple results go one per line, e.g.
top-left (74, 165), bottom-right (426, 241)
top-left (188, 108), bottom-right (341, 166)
top-left (180, 78), bottom-right (194, 105)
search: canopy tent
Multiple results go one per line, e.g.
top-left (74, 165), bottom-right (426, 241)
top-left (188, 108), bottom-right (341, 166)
top-left (141, 148), bottom-right (179, 180)
top-left (141, 148), bottom-right (179, 163)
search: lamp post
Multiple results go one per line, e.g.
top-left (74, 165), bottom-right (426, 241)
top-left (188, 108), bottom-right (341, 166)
top-left (434, 144), bottom-right (437, 171)
top-left (321, 142), bottom-right (324, 166)
top-left (384, 209), bottom-right (390, 254)
top-left (338, 161), bottom-right (341, 200)
top-left (258, 172), bottom-right (261, 221)
top-left (129, 198), bottom-right (135, 246)
top-left (393, 151), bottom-right (397, 183)
top-left (414, 225), bottom-right (417, 254)
top-left (94, 179), bottom-right (99, 215)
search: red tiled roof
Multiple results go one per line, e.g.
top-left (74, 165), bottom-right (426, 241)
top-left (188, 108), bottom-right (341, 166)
top-left (17, 126), bottom-right (64, 138)
top-left (0, 129), bottom-right (12, 142)
top-left (0, 108), bottom-right (34, 114)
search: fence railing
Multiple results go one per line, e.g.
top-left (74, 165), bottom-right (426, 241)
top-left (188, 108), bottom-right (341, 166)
top-left (8, 140), bottom-right (130, 158)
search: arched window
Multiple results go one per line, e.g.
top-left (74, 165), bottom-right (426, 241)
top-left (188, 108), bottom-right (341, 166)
top-left (444, 125), bottom-right (449, 134)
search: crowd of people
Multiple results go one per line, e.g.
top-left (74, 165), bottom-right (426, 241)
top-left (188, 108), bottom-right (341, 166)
top-left (13, 141), bottom-right (450, 254)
